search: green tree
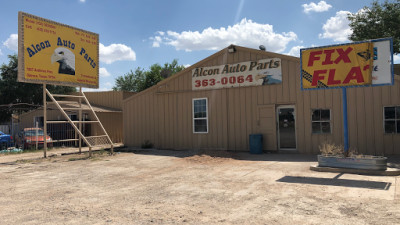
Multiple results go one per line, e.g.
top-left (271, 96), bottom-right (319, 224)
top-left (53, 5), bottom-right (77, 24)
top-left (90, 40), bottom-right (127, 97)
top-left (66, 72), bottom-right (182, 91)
top-left (113, 59), bottom-right (185, 92)
top-left (0, 54), bottom-right (76, 122)
top-left (160, 59), bottom-right (186, 78)
top-left (113, 67), bottom-right (146, 92)
top-left (348, 0), bottom-right (400, 54)
top-left (142, 64), bottom-right (163, 91)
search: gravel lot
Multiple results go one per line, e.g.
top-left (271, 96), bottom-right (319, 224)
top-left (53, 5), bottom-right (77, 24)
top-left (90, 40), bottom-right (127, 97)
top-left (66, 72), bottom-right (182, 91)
top-left (0, 148), bottom-right (399, 224)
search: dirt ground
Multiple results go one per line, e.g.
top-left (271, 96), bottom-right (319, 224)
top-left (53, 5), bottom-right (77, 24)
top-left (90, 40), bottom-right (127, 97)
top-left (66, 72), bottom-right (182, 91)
top-left (0, 148), bottom-right (399, 225)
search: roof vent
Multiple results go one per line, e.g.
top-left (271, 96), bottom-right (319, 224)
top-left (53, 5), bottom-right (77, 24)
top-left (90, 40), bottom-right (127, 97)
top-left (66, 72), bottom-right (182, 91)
top-left (259, 45), bottom-right (266, 51)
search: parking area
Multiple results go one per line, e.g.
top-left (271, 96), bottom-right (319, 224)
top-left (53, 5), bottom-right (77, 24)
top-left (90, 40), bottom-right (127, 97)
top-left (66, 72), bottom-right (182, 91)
top-left (0, 149), bottom-right (399, 224)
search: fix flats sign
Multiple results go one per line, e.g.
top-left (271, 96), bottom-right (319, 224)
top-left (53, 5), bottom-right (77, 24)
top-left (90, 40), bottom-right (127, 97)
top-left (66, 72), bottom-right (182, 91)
top-left (300, 38), bottom-right (393, 90)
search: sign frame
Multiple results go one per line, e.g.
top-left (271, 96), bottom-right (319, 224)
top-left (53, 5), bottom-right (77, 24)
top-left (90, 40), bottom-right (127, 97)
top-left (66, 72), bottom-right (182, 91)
top-left (18, 11), bottom-right (99, 89)
top-left (300, 38), bottom-right (394, 91)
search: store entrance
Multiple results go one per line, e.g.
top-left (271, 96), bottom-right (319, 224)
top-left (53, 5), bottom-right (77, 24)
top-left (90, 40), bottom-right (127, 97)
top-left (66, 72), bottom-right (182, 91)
top-left (277, 106), bottom-right (296, 150)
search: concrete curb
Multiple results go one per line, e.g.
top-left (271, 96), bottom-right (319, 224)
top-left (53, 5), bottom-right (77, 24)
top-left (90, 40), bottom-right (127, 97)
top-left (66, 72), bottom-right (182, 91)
top-left (310, 165), bottom-right (400, 176)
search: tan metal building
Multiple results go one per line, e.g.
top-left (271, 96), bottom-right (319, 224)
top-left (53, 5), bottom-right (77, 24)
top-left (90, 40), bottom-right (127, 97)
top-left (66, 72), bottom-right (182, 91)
top-left (123, 45), bottom-right (400, 155)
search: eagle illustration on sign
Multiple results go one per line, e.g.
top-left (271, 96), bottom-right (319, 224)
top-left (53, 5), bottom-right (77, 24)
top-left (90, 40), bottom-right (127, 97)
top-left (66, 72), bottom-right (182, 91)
top-left (51, 47), bottom-right (75, 75)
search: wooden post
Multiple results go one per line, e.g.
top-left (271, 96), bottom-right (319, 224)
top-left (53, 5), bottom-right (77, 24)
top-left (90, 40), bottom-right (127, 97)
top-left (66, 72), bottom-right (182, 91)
top-left (79, 87), bottom-right (82, 153)
top-left (35, 121), bottom-right (38, 150)
top-left (43, 84), bottom-right (47, 158)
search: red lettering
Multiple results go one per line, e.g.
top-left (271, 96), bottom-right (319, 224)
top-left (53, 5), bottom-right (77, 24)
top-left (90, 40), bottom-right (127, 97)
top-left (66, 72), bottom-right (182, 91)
top-left (238, 76), bottom-right (244, 83)
top-left (308, 50), bottom-right (322, 67)
top-left (221, 77), bottom-right (228, 85)
top-left (246, 75), bottom-right (253, 82)
top-left (343, 66), bottom-right (364, 84)
top-left (322, 49), bottom-right (335, 65)
top-left (312, 70), bottom-right (327, 86)
top-left (229, 76), bottom-right (236, 84)
top-left (210, 79), bottom-right (216, 86)
top-left (327, 69), bottom-right (341, 85)
top-left (334, 47), bottom-right (352, 64)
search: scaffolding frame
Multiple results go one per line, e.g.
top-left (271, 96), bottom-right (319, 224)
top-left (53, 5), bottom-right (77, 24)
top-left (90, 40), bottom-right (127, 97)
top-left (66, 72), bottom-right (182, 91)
top-left (43, 84), bottom-right (114, 157)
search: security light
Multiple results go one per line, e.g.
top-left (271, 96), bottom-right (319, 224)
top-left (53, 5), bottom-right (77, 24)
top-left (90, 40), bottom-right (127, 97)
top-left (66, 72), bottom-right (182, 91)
top-left (228, 45), bottom-right (236, 53)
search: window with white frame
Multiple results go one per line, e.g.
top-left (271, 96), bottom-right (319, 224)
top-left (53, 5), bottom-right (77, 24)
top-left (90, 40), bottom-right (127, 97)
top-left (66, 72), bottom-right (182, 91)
top-left (312, 109), bottom-right (331, 134)
top-left (193, 98), bottom-right (208, 133)
top-left (384, 106), bottom-right (400, 134)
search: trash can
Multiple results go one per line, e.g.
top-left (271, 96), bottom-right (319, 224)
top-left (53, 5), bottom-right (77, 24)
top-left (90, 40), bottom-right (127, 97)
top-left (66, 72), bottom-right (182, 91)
top-left (249, 134), bottom-right (263, 154)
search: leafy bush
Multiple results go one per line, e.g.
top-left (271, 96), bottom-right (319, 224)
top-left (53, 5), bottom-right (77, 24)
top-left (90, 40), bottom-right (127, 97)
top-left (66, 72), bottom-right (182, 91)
top-left (319, 142), bottom-right (358, 157)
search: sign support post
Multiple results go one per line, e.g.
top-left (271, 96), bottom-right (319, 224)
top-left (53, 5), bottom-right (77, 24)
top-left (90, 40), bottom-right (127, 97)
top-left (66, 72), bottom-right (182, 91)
top-left (43, 83), bottom-right (47, 158)
top-left (79, 87), bottom-right (82, 153)
top-left (342, 87), bottom-right (349, 154)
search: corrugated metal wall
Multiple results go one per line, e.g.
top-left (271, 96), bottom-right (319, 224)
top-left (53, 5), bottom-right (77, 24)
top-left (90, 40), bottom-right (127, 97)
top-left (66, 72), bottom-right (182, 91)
top-left (95, 112), bottom-right (123, 143)
top-left (123, 46), bottom-right (400, 155)
top-left (347, 82), bottom-right (400, 155)
top-left (84, 91), bottom-right (125, 110)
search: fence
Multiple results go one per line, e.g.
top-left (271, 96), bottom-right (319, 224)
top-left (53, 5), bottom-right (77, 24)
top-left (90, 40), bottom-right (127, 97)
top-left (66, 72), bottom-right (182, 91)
top-left (0, 120), bottom-right (92, 151)
top-left (0, 125), bottom-right (10, 134)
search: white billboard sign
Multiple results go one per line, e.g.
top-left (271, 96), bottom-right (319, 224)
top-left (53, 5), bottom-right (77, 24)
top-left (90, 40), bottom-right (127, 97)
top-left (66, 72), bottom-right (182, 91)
top-left (371, 39), bottom-right (393, 85)
top-left (192, 58), bottom-right (282, 90)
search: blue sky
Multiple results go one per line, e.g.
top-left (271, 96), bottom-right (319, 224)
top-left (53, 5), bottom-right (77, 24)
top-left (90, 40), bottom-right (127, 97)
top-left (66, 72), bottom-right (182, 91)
top-left (0, 0), bottom-right (398, 91)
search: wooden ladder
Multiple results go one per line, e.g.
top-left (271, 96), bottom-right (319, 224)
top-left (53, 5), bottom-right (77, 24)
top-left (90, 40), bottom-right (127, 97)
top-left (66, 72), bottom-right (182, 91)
top-left (45, 88), bottom-right (114, 156)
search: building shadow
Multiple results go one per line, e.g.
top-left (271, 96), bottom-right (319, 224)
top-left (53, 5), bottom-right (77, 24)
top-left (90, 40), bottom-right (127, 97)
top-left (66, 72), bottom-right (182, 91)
top-left (118, 148), bottom-right (400, 165)
top-left (276, 175), bottom-right (391, 190)
top-left (117, 148), bottom-right (317, 162)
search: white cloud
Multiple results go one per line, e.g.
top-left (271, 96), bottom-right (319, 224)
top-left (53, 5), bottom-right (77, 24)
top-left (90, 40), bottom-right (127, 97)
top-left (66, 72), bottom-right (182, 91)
top-left (151, 18), bottom-right (297, 53)
top-left (3, 34), bottom-right (18, 52)
top-left (99, 43), bottom-right (136, 64)
top-left (302, 1), bottom-right (332, 14)
top-left (79, 0), bottom-right (86, 3)
top-left (0, 49), bottom-right (3, 56)
top-left (319, 11), bottom-right (352, 42)
top-left (184, 64), bottom-right (191, 68)
top-left (286, 46), bottom-right (305, 57)
top-left (152, 36), bottom-right (162, 47)
top-left (99, 67), bottom-right (111, 77)
top-left (394, 54), bottom-right (400, 64)
top-left (105, 82), bottom-right (112, 87)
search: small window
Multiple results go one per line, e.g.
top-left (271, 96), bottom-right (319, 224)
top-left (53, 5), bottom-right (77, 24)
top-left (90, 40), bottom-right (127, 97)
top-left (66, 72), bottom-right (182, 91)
top-left (384, 106), bottom-right (400, 134)
top-left (312, 109), bottom-right (331, 134)
top-left (193, 98), bottom-right (208, 133)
